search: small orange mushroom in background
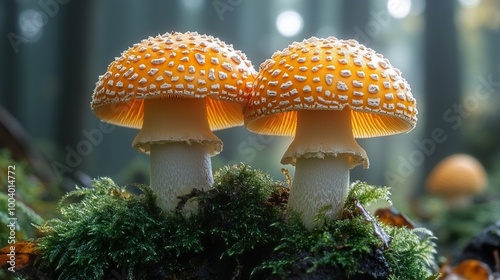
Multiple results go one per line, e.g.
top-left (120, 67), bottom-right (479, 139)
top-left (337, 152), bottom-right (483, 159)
top-left (91, 31), bottom-right (255, 211)
top-left (426, 153), bottom-right (487, 207)
top-left (244, 36), bottom-right (417, 228)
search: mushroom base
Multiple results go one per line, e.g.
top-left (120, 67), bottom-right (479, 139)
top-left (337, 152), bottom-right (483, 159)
top-left (288, 155), bottom-right (351, 228)
top-left (150, 142), bottom-right (213, 211)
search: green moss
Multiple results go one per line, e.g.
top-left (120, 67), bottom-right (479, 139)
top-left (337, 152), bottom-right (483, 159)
top-left (255, 182), bottom-right (438, 279)
top-left (346, 181), bottom-right (392, 207)
top-left (384, 227), bottom-right (438, 280)
top-left (255, 215), bottom-right (383, 277)
top-left (34, 164), bottom-right (438, 279)
top-left (199, 164), bottom-right (285, 257)
top-left (37, 178), bottom-right (204, 279)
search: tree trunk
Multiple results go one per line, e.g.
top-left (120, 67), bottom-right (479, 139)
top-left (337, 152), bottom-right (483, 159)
top-left (1, 1), bottom-right (21, 117)
top-left (56, 1), bottom-right (96, 150)
top-left (420, 0), bottom-right (462, 194)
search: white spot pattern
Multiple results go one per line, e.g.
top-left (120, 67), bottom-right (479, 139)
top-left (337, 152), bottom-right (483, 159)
top-left (245, 36), bottom-right (418, 136)
top-left (92, 31), bottom-right (256, 127)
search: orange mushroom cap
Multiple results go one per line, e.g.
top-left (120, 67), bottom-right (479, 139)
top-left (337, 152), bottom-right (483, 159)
top-left (91, 31), bottom-right (255, 131)
top-left (244, 36), bottom-right (417, 138)
top-left (426, 154), bottom-right (487, 201)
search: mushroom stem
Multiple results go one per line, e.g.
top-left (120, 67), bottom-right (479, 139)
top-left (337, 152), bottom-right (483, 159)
top-left (284, 108), bottom-right (368, 228)
top-left (150, 142), bottom-right (213, 210)
top-left (133, 98), bottom-right (222, 211)
top-left (290, 155), bottom-right (351, 228)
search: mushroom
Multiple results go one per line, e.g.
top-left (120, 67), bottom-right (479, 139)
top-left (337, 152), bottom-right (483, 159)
top-left (425, 154), bottom-right (487, 207)
top-left (244, 36), bottom-right (417, 228)
top-left (91, 31), bottom-right (255, 211)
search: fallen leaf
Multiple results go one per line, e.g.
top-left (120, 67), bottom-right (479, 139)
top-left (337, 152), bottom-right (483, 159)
top-left (375, 207), bottom-right (415, 229)
top-left (441, 259), bottom-right (492, 280)
top-left (0, 241), bottom-right (39, 271)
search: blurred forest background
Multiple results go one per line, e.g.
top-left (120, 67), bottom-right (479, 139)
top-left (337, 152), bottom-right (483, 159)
top-left (1, 0), bottom-right (500, 218)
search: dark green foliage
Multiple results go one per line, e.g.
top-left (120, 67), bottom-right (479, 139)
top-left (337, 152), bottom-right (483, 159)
top-left (36, 164), bottom-right (285, 279)
top-left (256, 215), bottom-right (387, 278)
top-left (384, 227), bottom-right (438, 280)
top-left (200, 164), bottom-right (285, 257)
top-left (431, 200), bottom-right (500, 254)
top-left (254, 182), bottom-right (438, 280)
top-left (37, 178), bottom-right (204, 279)
top-left (35, 165), bottom-right (438, 279)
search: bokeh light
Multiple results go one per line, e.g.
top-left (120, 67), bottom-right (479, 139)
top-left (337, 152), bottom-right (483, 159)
top-left (181, 0), bottom-right (204, 11)
top-left (387, 0), bottom-right (412, 19)
top-left (276, 10), bottom-right (303, 37)
top-left (18, 9), bottom-right (44, 41)
top-left (459, 0), bottom-right (481, 8)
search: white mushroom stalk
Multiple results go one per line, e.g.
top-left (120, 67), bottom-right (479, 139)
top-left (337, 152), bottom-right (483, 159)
top-left (283, 108), bottom-right (367, 228)
top-left (133, 98), bottom-right (221, 210)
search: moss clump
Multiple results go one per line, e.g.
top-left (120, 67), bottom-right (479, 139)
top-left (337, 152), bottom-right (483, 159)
top-left (37, 178), bottom-right (204, 279)
top-left (195, 164), bottom-right (287, 277)
top-left (36, 164), bottom-right (285, 279)
top-left (34, 164), bottom-right (438, 279)
top-left (200, 164), bottom-right (285, 256)
top-left (255, 182), bottom-right (438, 279)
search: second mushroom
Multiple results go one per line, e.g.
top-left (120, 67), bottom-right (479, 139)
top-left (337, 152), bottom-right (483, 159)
top-left (244, 36), bottom-right (418, 228)
top-left (91, 31), bottom-right (255, 211)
